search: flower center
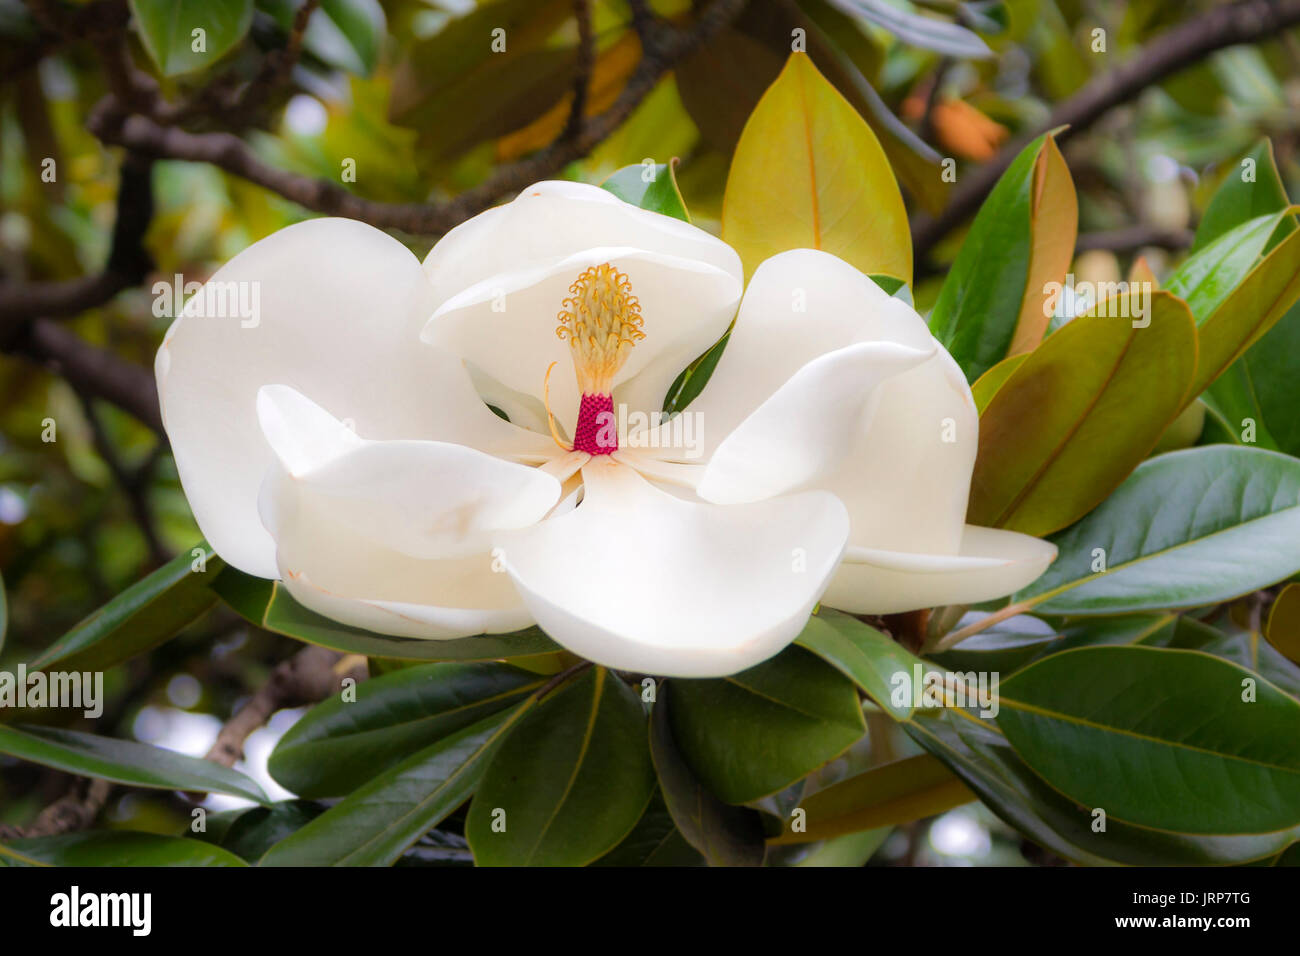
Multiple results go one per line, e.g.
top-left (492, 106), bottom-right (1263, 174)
top-left (553, 263), bottom-right (644, 455)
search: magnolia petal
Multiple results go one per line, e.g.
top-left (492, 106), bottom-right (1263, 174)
top-left (156, 217), bottom-right (551, 578)
top-left (696, 340), bottom-right (934, 504)
top-left (820, 525), bottom-right (1058, 615)
top-left (690, 249), bottom-right (977, 554)
top-left (422, 246), bottom-right (742, 435)
top-left (495, 458), bottom-right (849, 677)
top-left (259, 464), bottom-right (534, 641)
top-left (422, 180), bottom-right (743, 305)
top-left (257, 385), bottom-right (562, 560)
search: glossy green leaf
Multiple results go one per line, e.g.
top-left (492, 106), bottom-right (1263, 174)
top-left (601, 163), bottom-right (690, 222)
top-left (1165, 615), bottom-right (1300, 700)
top-left (668, 646), bottom-right (866, 805)
top-left (4, 831), bottom-right (248, 867)
top-left (722, 52), bottom-right (910, 282)
top-left (0, 724), bottom-right (267, 804)
top-left (929, 133), bottom-right (1076, 381)
top-left (1167, 210), bottom-right (1287, 321)
top-left (969, 292), bottom-right (1197, 535)
top-left (269, 661), bottom-right (544, 798)
top-left (192, 800), bottom-right (324, 862)
top-left (997, 645), bottom-right (1300, 833)
top-left (261, 706), bottom-right (528, 866)
top-left (1205, 300), bottom-right (1300, 454)
top-left (649, 683), bottom-right (766, 866)
top-left (1192, 139), bottom-right (1292, 252)
top-left (29, 547), bottom-right (221, 673)
top-left (796, 608), bottom-right (919, 720)
top-left (592, 790), bottom-right (705, 866)
top-left (771, 752), bottom-right (973, 844)
top-left (1018, 446), bottom-right (1300, 615)
top-left (130, 0), bottom-right (253, 76)
top-left (211, 567), bottom-right (559, 660)
top-left (908, 709), bottom-right (1300, 865)
top-left (467, 667), bottom-right (655, 866)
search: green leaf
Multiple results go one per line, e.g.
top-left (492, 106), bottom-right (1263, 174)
top-left (592, 791), bottom-right (705, 867)
top-left (795, 608), bottom-right (920, 720)
top-left (467, 667), bottom-right (656, 866)
top-left (0, 725), bottom-right (267, 804)
top-left (722, 52), bottom-right (911, 283)
top-left (4, 831), bottom-right (248, 866)
top-left (996, 645), bottom-right (1300, 834)
top-left (191, 800), bottom-right (324, 862)
top-left (648, 682), bottom-right (766, 866)
top-left (1192, 139), bottom-right (1293, 252)
top-left (1017, 446), bottom-right (1300, 615)
top-left (772, 752), bottom-right (972, 844)
top-left (908, 709), bottom-right (1300, 865)
top-left (211, 567), bottom-right (560, 660)
top-left (29, 547), bottom-right (221, 674)
top-left (130, 0), bottom-right (253, 76)
top-left (311, 0), bottom-right (385, 75)
top-left (601, 163), bottom-right (690, 222)
top-left (269, 661), bottom-right (544, 798)
top-left (929, 133), bottom-right (1077, 381)
top-left (261, 706), bottom-right (528, 866)
top-left (668, 646), bottom-right (866, 805)
top-left (968, 292), bottom-right (1197, 535)
top-left (1167, 210), bottom-right (1287, 321)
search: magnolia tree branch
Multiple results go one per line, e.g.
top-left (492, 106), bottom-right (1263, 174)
top-left (205, 646), bottom-right (367, 768)
top-left (0, 777), bottom-right (112, 841)
top-left (89, 0), bottom-right (749, 234)
top-left (911, 0), bottom-right (1300, 261)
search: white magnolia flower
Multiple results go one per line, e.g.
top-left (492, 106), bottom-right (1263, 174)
top-left (157, 181), bottom-right (1055, 677)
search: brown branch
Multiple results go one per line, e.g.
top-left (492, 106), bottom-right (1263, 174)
top-left (912, 0), bottom-right (1300, 262)
top-left (205, 646), bottom-right (367, 768)
top-left (0, 778), bottom-right (112, 840)
top-left (90, 0), bottom-right (749, 235)
top-left (1075, 225), bottom-right (1194, 254)
top-left (73, 389), bottom-right (170, 566)
top-left (0, 151), bottom-right (154, 334)
top-left (563, 0), bottom-right (597, 143)
top-left (15, 319), bottom-right (164, 433)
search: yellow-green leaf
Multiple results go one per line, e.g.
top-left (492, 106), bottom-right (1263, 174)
top-left (969, 291), bottom-right (1198, 536)
top-left (721, 52), bottom-right (910, 283)
top-left (1267, 584), bottom-right (1300, 665)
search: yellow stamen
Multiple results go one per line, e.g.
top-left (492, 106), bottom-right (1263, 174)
top-left (556, 263), bottom-right (645, 395)
top-left (542, 360), bottom-right (570, 451)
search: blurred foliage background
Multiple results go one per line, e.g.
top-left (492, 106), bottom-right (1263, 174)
top-left (2, 0), bottom-right (1299, 863)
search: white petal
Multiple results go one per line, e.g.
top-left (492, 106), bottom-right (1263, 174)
top-left (422, 246), bottom-right (741, 434)
top-left (689, 248), bottom-right (977, 555)
top-left (259, 466), bottom-right (541, 642)
top-left (257, 385), bottom-right (562, 560)
top-left (495, 457), bottom-right (849, 677)
top-left (696, 340), bottom-right (934, 504)
top-left (157, 217), bottom-right (551, 578)
top-left (820, 526), bottom-right (1058, 615)
top-left (422, 180), bottom-right (743, 304)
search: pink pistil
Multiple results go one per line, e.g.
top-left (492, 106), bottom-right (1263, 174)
top-left (572, 393), bottom-right (617, 454)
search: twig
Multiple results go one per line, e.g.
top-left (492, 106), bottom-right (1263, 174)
top-left (0, 778), bottom-right (112, 840)
top-left (912, 0), bottom-right (1300, 261)
top-left (205, 646), bottom-right (367, 768)
top-left (89, 0), bottom-right (749, 235)
top-left (563, 0), bottom-right (597, 143)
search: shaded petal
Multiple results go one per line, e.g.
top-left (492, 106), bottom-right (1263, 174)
top-left (696, 340), bottom-right (934, 504)
top-left (689, 248), bottom-right (977, 555)
top-left (421, 246), bottom-right (741, 435)
top-left (495, 458), bottom-right (849, 677)
top-left (257, 385), bottom-right (562, 560)
top-left (157, 217), bottom-right (550, 578)
top-left (422, 180), bottom-right (743, 304)
top-left (820, 526), bottom-right (1058, 615)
